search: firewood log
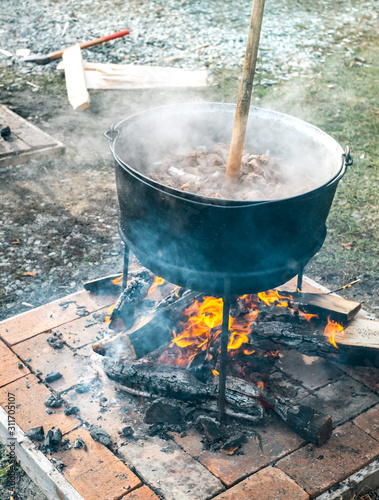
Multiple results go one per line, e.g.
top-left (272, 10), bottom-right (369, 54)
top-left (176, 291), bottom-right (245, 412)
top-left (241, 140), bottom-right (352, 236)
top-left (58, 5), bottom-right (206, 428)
top-left (93, 290), bottom-right (201, 358)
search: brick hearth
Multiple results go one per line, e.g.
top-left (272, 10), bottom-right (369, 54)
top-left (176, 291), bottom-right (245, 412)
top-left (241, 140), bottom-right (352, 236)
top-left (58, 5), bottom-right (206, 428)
top-left (1, 276), bottom-right (379, 500)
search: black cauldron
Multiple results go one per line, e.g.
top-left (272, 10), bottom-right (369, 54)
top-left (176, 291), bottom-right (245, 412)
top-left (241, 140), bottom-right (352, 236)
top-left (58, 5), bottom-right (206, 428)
top-left (106, 103), bottom-right (350, 295)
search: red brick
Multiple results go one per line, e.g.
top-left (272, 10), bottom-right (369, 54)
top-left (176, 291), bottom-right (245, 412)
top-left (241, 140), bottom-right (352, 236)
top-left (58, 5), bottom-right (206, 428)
top-left (122, 486), bottom-right (160, 500)
top-left (0, 375), bottom-right (79, 435)
top-left (276, 422), bottom-right (379, 498)
top-left (213, 466), bottom-right (309, 500)
top-left (51, 307), bottom-right (110, 349)
top-left (172, 416), bottom-right (305, 487)
top-left (117, 437), bottom-right (225, 499)
top-left (354, 404), bottom-right (379, 441)
top-left (54, 428), bottom-right (141, 500)
top-left (0, 290), bottom-right (114, 346)
top-left (13, 332), bottom-right (95, 392)
top-left (0, 339), bottom-right (29, 388)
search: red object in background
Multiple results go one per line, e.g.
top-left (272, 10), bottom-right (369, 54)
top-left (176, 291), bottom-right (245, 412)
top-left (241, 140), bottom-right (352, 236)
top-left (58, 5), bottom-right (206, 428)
top-left (27, 29), bottom-right (130, 65)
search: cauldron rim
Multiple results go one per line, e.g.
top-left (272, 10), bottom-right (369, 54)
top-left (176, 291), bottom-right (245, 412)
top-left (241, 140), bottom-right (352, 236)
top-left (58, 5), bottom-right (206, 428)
top-left (108, 102), bottom-right (346, 207)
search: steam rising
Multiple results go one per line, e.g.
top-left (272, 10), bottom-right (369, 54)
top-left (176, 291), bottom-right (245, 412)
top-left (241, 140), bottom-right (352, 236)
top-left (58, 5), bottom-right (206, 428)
top-left (114, 103), bottom-right (344, 203)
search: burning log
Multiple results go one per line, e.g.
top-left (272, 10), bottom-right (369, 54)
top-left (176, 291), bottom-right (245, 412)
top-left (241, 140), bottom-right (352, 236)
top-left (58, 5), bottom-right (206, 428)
top-left (287, 292), bottom-right (361, 324)
top-left (227, 377), bottom-right (332, 446)
top-left (103, 358), bottom-right (263, 420)
top-left (108, 269), bottom-right (154, 330)
top-left (103, 358), bottom-right (332, 444)
top-left (93, 289), bottom-right (200, 358)
top-left (83, 273), bottom-right (123, 294)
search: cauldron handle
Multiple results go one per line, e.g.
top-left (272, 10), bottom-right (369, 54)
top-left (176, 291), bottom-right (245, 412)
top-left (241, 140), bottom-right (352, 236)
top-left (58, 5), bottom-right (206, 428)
top-left (343, 145), bottom-right (353, 167)
top-left (104, 124), bottom-right (119, 144)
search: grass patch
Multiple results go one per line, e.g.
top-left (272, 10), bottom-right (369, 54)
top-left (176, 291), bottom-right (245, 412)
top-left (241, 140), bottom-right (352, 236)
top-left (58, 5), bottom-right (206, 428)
top-left (212, 35), bottom-right (379, 291)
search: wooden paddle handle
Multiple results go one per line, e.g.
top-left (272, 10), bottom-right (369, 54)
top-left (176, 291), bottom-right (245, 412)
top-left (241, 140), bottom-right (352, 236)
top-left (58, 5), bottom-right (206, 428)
top-left (225, 0), bottom-right (266, 184)
top-left (47, 29), bottom-right (130, 62)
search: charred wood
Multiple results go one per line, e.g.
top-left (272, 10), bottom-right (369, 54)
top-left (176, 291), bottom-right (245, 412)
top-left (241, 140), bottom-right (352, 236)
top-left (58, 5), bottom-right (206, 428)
top-left (83, 273), bottom-right (123, 294)
top-left (221, 434), bottom-right (247, 455)
top-left (284, 291), bottom-right (361, 324)
top-left (145, 398), bottom-right (184, 424)
top-left (93, 290), bottom-right (200, 358)
top-left (103, 358), bottom-right (263, 420)
top-left (109, 270), bottom-right (154, 330)
top-left (225, 376), bottom-right (332, 446)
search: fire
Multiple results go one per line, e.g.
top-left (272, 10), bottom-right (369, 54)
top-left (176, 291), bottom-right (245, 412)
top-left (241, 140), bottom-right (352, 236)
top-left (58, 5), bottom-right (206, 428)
top-left (148, 276), bottom-right (165, 294)
top-left (324, 315), bottom-right (344, 348)
top-left (298, 310), bottom-right (319, 322)
top-left (112, 275), bottom-right (123, 285)
top-left (104, 302), bottom-right (116, 324)
top-left (257, 290), bottom-right (291, 307)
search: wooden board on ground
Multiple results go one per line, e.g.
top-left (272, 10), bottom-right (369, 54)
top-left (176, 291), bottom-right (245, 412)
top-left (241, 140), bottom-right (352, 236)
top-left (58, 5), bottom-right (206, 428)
top-left (0, 105), bottom-right (65, 167)
top-left (335, 317), bottom-right (379, 350)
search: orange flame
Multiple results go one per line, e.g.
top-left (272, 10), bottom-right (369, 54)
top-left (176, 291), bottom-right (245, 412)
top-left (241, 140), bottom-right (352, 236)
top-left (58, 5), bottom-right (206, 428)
top-left (148, 276), bottom-right (165, 294)
top-left (258, 290), bottom-right (291, 307)
top-left (298, 310), bottom-right (319, 322)
top-left (112, 275), bottom-right (123, 285)
top-left (324, 316), bottom-right (344, 348)
top-left (104, 302), bottom-right (116, 324)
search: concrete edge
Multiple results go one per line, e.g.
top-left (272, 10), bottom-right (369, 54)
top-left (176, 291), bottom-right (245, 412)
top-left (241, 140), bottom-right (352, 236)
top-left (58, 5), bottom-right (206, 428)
top-left (314, 458), bottom-right (379, 499)
top-left (0, 405), bottom-right (84, 500)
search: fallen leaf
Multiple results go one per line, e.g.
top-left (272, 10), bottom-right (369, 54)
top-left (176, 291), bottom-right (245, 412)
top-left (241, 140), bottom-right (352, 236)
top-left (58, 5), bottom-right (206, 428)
top-left (23, 271), bottom-right (38, 277)
top-left (340, 241), bottom-right (354, 250)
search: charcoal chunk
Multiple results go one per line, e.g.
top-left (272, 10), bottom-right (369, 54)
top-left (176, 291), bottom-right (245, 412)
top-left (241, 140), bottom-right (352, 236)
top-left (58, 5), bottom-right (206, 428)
top-left (25, 426), bottom-right (44, 441)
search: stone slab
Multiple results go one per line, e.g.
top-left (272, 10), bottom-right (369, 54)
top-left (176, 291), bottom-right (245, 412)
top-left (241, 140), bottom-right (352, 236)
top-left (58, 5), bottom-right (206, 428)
top-left (0, 338), bottom-right (29, 388)
top-left (299, 375), bottom-right (379, 427)
top-left (54, 428), bottom-right (142, 500)
top-left (275, 349), bottom-right (344, 391)
top-left (276, 422), bottom-right (379, 498)
top-left (213, 466), bottom-right (309, 500)
top-left (172, 415), bottom-right (305, 487)
top-left (337, 364), bottom-right (379, 394)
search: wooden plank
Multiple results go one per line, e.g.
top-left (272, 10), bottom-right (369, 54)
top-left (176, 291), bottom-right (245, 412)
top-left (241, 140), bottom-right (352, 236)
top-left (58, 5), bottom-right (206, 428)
top-left (0, 133), bottom-right (31, 158)
top-left (0, 106), bottom-right (58, 150)
top-left (62, 45), bottom-right (90, 110)
top-left (287, 291), bottom-right (361, 324)
top-left (0, 406), bottom-right (84, 500)
top-left (0, 105), bottom-right (65, 166)
top-left (335, 317), bottom-right (379, 349)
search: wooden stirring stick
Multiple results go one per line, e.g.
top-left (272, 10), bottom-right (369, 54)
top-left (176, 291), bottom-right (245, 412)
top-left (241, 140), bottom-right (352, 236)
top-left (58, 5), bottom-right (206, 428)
top-left (225, 0), bottom-right (266, 184)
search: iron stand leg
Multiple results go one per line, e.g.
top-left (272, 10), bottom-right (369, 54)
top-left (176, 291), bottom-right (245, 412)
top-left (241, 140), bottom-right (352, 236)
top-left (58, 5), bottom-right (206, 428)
top-left (297, 267), bottom-right (304, 292)
top-left (122, 245), bottom-right (130, 289)
top-left (218, 279), bottom-right (231, 424)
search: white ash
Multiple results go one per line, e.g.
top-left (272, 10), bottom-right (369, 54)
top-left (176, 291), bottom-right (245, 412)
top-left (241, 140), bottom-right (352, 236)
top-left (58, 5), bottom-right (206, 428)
top-left (148, 143), bottom-right (318, 201)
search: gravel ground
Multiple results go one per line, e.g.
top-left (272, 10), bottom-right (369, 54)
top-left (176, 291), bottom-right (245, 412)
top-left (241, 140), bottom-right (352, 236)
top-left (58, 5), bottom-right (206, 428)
top-left (0, 0), bottom-right (378, 498)
top-left (1, 0), bottom-right (378, 78)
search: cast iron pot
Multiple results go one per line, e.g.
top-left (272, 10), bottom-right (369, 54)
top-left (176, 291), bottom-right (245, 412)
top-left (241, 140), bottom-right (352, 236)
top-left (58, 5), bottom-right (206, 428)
top-left (106, 103), bottom-right (350, 296)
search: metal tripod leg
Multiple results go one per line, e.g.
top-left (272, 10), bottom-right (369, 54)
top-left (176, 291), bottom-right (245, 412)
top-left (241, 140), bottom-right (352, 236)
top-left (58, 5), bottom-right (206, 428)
top-left (122, 245), bottom-right (130, 289)
top-left (218, 278), bottom-right (231, 423)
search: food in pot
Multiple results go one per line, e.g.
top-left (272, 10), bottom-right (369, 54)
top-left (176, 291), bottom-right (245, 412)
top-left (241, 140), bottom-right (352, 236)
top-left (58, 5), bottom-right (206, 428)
top-left (147, 142), bottom-right (318, 201)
